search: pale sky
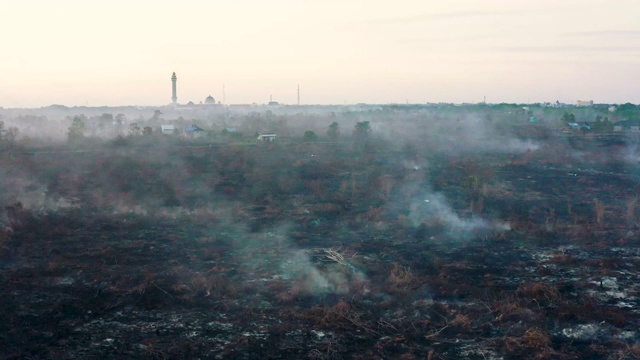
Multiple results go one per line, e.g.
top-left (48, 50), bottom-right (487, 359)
top-left (1, 0), bottom-right (638, 107)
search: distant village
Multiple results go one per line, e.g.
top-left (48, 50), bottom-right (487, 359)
top-left (0, 73), bottom-right (638, 144)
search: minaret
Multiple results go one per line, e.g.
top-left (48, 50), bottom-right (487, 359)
top-left (171, 72), bottom-right (177, 105)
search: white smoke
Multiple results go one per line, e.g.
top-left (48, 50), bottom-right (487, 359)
top-left (409, 192), bottom-right (510, 240)
top-left (281, 249), bottom-right (368, 296)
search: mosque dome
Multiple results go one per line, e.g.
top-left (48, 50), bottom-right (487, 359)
top-left (205, 95), bottom-right (215, 104)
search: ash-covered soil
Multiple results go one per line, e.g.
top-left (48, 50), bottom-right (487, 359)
top-left (2, 134), bottom-right (640, 359)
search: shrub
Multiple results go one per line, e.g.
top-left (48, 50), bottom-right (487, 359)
top-left (303, 130), bottom-right (318, 141)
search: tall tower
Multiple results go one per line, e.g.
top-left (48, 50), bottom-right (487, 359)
top-left (171, 72), bottom-right (177, 105)
top-left (297, 84), bottom-right (300, 106)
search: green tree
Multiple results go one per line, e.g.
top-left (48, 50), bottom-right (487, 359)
top-left (0, 121), bottom-right (17, 152)
top-left (327, 121), bottom-right (340, 140)
top-left (303, 130), bottom-right (318, 141)
top-left (353, 121), bottom-right (371, 140)
top-left (67, 116), bottom-right (86, 142)
top-left (149, 110), bottom-right (162, 122)
top-left (561, 112), bottom-right (576, 123)
top-left (115, 114), bottom-right (126, 125)
top-left (616, 103), bottom-right (638, 120)
top-left (592, 115), bottom-right (613, 132)
top-left (0, 121), bottom-right (6, 143)
top-left (221, 128), bottom-right (241, 139)
top-left (4, 127), bottom-right (18, 145)
top-left (128, 122), bottom-right (141, 136)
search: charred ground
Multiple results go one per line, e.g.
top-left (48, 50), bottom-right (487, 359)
top-left (1, 128), bottom-right (640, 359)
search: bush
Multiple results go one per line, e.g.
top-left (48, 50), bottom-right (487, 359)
top-left (303, 130), bottom-right (318, 141)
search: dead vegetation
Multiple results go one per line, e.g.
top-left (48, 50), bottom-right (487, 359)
top-left (1, 131), bottom-right (640, 358)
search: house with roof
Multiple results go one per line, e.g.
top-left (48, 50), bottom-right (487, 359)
top-left (565, 122), bottom-right (590, 131)
top-left (257, 133), bottom-right (277, 142)
top-left (160, 125), bottom-right (176, 135)
top-left (184, 124), bottom-right (205, 139)
top-left (613, 119), bottom-right (640, 133)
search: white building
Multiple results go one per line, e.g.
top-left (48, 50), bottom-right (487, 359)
top-left (161, 125), bottom-right (176, 135)
top-left (257, 133), bottom-right (277, 142)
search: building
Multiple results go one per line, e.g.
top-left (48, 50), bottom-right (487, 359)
top-left (169, 72), bottom-right (220, 107)
top-left (566, 122), bottom-right (590, 131)
top-left (184, 124), bottom-right (205, 138)
top-left (267, 94), bottom-right (279, 106)
top-left (257, 133), bottom-right (277, 142)
top-left (613, 119), bottom-right (640, 132)
top-left (576, 100), bottom-right (593, 107)
top-left (161, 125), bottom-right (176, 135)
top-left (171, 72), bottom-right (177, 105)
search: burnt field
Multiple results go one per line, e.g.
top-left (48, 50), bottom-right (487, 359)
top-left (1, 132), bottom-right (640, 359)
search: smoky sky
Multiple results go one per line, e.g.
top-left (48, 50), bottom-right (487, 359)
top-left (1, 0), bottom-right (638, 107)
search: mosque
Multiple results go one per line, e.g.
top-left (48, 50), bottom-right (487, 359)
top-left (171, 72), bottom-right (218, 106)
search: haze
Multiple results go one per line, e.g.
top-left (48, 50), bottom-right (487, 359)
top-left (1, 0), bottom-right (638, 108)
